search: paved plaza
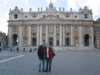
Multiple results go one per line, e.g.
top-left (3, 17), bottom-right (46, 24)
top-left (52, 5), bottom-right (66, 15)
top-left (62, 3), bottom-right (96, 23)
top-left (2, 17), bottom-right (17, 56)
top-left (0, 49), bottom-right (100, 75)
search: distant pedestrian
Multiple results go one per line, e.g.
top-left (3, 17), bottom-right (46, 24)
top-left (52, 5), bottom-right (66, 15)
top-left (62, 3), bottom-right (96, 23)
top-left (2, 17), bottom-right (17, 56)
top-left (30, 48), bottom-right (32, 52)
top-left (0, 48), bottom-right (1, 52)
top-left (37, 42), bottom-right (46, 72)
top-left (25, 48), bottom-right (27, 53)
top-left (44, 43), bottom-right (55, 72)
top-left (23, 48), bottom-right (25, 52)
top-left (10, 48), bottom-right (12, 52)
top-left (17, 47), bottom-right (19, 53)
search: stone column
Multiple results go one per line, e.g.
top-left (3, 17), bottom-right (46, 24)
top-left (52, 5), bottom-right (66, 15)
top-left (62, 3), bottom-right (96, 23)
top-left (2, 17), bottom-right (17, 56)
top-left (79, 25), bottom-right (83, 46)
top-left (71, 25), bottom-right (74, 45)
top-left (60, 25), bottom-right (62, 46)
top-left (40, 25), bottom-right (42, 45)
top-left (37, 25), bottom-right (40, 46)
top-left (8, 26), bottom-right (12, 47)
top-left (63, 25), bottom-right (65, 46)
top-left (46, 25), bottom-right (48, 43)
top-left (54, 25), bottom-right (56, 46)
top-left (28, 25), bottom-right (31, 46)
top-left (18, 25), bottom-right (22, 47)
top-left (90, 25), bottom-right (94, 47)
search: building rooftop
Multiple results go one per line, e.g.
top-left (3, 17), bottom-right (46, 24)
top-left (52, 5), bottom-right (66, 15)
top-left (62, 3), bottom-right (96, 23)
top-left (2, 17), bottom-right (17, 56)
top-left (94, 18), bottom-right (100, 23)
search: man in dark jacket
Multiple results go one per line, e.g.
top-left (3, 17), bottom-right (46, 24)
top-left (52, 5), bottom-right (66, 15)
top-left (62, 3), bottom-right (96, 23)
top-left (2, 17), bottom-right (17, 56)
top-left (17, 47), bottom-right (19, 53)
top-left (37, 42), bottom-right (46, 72)
top-left (0, 48), bottom-right (1, 52)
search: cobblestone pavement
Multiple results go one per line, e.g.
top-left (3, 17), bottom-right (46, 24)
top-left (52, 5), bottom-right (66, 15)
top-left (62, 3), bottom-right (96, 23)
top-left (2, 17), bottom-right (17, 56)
top-left (0, 50), bottom-right (100, 75)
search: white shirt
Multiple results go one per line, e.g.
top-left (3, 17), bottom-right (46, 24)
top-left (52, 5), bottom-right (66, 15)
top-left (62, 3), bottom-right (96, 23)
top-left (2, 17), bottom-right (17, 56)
top-left (47, 48), bottom-right (49, 57)
top-left (25, 48), bottom-right (27, 51)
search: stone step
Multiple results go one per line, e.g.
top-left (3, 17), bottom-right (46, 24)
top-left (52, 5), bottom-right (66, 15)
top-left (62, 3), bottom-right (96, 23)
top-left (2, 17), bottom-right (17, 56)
top-left (7, 46), bottom-right (95, 51)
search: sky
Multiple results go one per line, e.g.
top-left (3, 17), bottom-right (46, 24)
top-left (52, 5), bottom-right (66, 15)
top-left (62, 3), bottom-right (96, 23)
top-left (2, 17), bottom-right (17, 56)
top-left (0, 0), bottom-right (100, 34)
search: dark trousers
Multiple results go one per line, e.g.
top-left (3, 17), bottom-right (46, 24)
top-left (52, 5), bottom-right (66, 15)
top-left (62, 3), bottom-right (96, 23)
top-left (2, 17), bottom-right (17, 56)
top-left (46, 58), bottom-right (52, 71)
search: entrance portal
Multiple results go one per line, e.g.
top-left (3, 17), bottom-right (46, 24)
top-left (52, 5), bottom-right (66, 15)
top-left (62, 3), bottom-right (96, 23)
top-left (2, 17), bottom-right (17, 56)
top-left (94, 37), bottom-right (96, 48)
top-left (84, 34), bottom-right (89, 46)
top-left (49, 38), bottom-right (53, 46)
top-left (57, 40), bottom-right (59, 46)
top-left (13, 34), bottom-right (18, 46)
top-left (32, 38), bottom-right (36, 46)
top-left (65, 38), bottom-right (70, 46)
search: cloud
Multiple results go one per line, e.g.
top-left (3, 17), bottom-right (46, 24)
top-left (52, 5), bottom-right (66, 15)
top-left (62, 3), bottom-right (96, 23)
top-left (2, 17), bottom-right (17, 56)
top-left (67, 0), bottom-right (100, 17)
top-left (3, 0), bottom-right (8, 4)
top-left (0, 0), bottom-right (9, 4)
top-left (21, 0), bottom-right (28, 3)
top-left (62, 0), bottom-right (64, 1)
top-left (25, 0), bottom-right (28, 3)
top-left (45, 0), bottom-right (57, 3)
top-left (0, 13), bottom-right (9, 34)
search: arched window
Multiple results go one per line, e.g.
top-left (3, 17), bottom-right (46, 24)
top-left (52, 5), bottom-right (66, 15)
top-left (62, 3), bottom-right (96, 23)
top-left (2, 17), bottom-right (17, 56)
top-left (57, 40), bottom-right (59, 46)
top-left (66, 13), bottom-right (69, 18)
top-left (33, 13), bottom-right (36, 18)
top-left (66, 26), bottom-right (69, 31)
top-left (57, 27), bottom-right (59, 31)
top-left (85, 27), bottom-right (88, 32)
top-left (25, 16), bottom-right (27, 18)
top-left (33, 27), bottom-right (36, 31)
top-left (49, 26), bottom-right (52, 31)
top-left (43, 15), bottom-right (45, 17)
top-left (43, 27), bottom-right (45, 31)
top-left (25, 27), bottom-right (27, 31)
top-left (14, 14), bottom-right (18, 19)
top-left (84, 14), bottom-right (88, 19)
top-left (14, 27), bottom-right (17, 32)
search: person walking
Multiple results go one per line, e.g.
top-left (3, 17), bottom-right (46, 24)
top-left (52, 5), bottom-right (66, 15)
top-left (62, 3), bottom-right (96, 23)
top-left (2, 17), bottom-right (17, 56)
top-left (37, 42), bottom-right (46, 72)
top-left (30, 48), bottom-right (32, 52)
top-left (25, 48), bottom-right (27, 53)
top-left (0, 48), bottom-right (1, 52)
top-left (17, 47), bottom-right (19, 53)
top-left (23, 48), bottom-right (25, 52)
top-left (10, 48), bottom-right (12, 52)
top-left (44, 43), bottom-right (55, 72)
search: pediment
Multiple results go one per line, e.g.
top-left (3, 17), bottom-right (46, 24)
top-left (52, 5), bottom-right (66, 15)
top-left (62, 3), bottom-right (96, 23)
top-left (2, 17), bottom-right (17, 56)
top-left (39, 14), bottom-right (63, 21)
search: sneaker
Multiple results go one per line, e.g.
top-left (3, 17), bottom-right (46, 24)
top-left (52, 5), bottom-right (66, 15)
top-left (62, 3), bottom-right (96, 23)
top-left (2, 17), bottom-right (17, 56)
top-left (44, 70), bottom-right (48, 72)
top-left (39, 70), bottom-right (41, 72)
top-left (42, 69), bottom-right (45, 72)
top-left (49, 69), bottom-right (51, 72)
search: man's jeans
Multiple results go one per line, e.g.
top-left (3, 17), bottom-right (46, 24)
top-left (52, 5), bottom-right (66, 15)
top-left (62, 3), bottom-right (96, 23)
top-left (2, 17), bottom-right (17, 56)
top-left (46, 58), bottom-right (52, 71)
top-left (38, 55), bottom-right (45, 70)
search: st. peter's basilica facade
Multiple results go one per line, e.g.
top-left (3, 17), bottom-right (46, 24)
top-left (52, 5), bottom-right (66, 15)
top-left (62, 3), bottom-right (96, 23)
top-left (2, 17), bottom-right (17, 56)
top-left (8, 2), bottom-right (96, 50)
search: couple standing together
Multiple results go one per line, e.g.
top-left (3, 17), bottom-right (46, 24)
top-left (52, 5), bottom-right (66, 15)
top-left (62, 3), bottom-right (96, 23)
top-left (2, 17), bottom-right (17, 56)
top-left (37, 42), bottom-right (55, 72)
